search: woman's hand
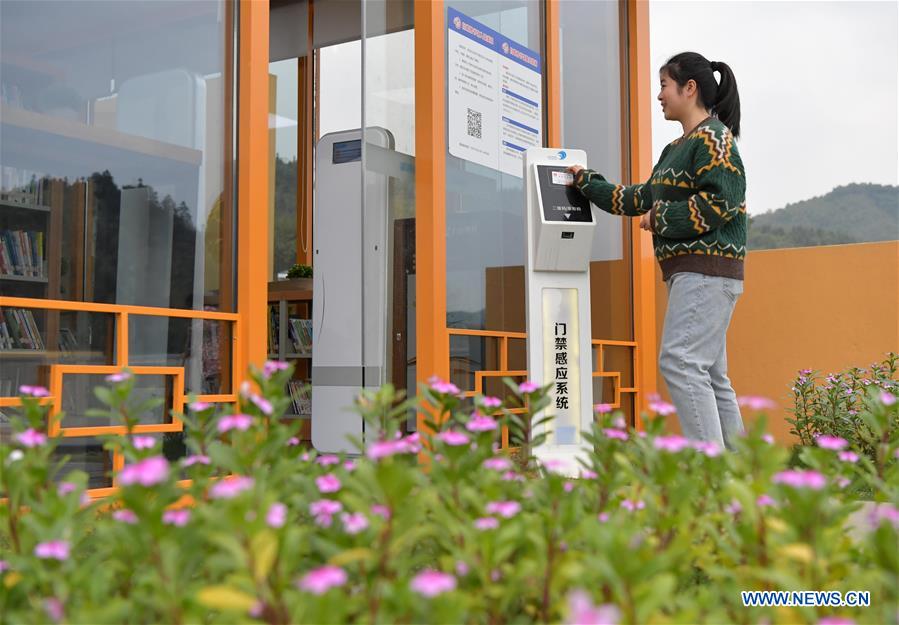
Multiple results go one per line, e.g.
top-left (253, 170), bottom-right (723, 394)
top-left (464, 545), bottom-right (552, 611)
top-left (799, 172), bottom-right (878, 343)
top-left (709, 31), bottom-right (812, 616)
top-left (639, 212), bottom-right (653, 232)
top-left (567, 164), bottom-right (584, 181)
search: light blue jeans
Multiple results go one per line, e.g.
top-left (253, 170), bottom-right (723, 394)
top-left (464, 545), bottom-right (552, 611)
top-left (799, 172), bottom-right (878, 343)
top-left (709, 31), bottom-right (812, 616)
top-left (659, 271), bottom-right (745, 450)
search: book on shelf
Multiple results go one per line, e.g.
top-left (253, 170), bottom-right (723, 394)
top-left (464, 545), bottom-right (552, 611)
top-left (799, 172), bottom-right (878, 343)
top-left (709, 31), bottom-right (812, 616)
top-left (0, 229), bottom-right (45, 278)
top-left (288, 318), bottom-right (312, 353)
top-left (1, 167), bottom-right (48, 207)
top-left (267, 306), bottom-right (279, 354)
top-left (0, 307), bottom-right (45, 351)
top-left (287, 379), bottom-right (311, 416)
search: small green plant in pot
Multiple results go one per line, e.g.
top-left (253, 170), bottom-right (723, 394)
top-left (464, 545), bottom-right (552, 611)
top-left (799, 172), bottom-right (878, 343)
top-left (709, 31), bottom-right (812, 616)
top-left (286, 264), bottom-right (312, 279)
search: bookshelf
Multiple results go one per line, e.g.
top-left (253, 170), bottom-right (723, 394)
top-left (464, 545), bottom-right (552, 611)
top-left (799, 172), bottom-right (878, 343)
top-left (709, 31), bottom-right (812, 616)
top-left (0, 171), bottom-right (64, 394)
top-left (268, 279), bottom-right (313, 438)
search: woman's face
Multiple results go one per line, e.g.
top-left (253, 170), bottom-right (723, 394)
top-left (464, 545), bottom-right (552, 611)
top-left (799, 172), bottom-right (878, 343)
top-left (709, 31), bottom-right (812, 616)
top-left (657, 69), bottom-right (694, 121)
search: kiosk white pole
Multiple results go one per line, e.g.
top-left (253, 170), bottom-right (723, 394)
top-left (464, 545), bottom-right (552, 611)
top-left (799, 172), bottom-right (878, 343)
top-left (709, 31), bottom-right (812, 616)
top-left (523, 148), bottom-right (597, 475)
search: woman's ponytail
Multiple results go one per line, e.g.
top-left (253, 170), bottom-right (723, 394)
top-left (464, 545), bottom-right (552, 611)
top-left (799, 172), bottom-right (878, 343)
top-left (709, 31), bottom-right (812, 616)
top-left (711, 60), bottom-right (741, 139)
top-left (661, 52), bottom-right (742, 139)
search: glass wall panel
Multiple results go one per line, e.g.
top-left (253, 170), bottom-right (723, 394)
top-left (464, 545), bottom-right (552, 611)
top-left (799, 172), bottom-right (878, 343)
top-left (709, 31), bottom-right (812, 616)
top-left (559, 0), bottom-right (634, 422)
top-left (0, 0), bottom-right (235, 312)
top-left (363, 0), bottom-right (415, 426)
top-left (444, 0), bottom-right (545, 397)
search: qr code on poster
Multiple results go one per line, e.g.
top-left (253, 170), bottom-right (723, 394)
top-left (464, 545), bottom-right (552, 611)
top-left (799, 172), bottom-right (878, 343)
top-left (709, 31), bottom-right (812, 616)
top-left (466, 108), bottom-right (482, 139)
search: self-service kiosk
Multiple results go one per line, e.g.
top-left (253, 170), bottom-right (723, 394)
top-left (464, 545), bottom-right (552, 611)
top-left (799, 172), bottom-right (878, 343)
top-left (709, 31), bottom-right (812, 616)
top-left (524, 148), bottom-right (597, 474)
top-left (312, 128), bottom-right (393, 454)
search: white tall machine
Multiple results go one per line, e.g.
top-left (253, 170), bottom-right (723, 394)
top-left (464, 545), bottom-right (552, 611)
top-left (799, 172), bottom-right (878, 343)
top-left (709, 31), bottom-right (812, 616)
top-left (312, 128), bottom-right (393, 454)
top-left (523, 148), bottom-right (597, 473)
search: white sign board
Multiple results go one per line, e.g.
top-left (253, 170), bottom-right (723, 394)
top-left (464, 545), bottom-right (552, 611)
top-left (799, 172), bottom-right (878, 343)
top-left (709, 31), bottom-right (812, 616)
top-left (447, 7), bottom-right (543, 178)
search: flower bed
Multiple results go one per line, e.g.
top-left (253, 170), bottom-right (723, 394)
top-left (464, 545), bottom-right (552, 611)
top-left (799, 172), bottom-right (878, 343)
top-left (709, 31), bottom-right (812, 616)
top-left (1, 366), bottom-right (897, 624)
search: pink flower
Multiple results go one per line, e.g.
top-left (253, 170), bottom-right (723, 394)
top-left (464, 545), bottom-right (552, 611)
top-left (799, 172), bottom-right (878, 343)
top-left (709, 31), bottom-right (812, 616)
top-left (815, 435), bottom-right (848, 451)
top-left (34, 540), bottom-right (70, 560)
top-left (762, 433), bottom-right (775, 444)
top-left (648, 394), bottom-right (676, 415)
top-left (817, 618), bottom-right (855, 625)
top-left (266, 502), bottom-right (287, 528)
top-left (263, 360), bottom-right (289, 378)
top-left (19, 385), bottom-right (49, 397)
top-left (838, 450), bottom-right (859, 463)
top-left (602, 428), bottom-right (628, 441)
top-left (502, 470), bottom-right (524, 482)
top-left (366, 439), bottom-right (405, 460)
top-left (189, 401), bottom-right (212, 412)
top-left (316, 474), bottom-right (342, 494)
top-left (481, 396), bottom-right (502, 409)
top-left (611, 416), bottom-right (627, 429)
top-left (756, 494), bottom-right (777, 507)
top-left (57, 482), bottom-right (77, 496)
top-left (288, 437), bottom-right (300, 446)
top-left (620, 499), bottom-right (645, 512)
top-left (724, 499), bottom-right (742, 515)
top-left (438, 430), bottom-right (470, 446)
top-left (410, 570), bottom-right (457, 597)
top-left (118, 456), bottom-right (169, 487)
top-left (398, 432), bottom-right (422, 453)
top-left (250, 394), bottom-right (273, 415)
top-left (14, 428), bottom-right (46, 448)
top-left (653, 435), bottom-right (690, 453)
top-left (316, 454), bottom-right (341, 466)
top-left (429, 376), bottom-right (460, 395)
top-left (692, 441), bottom-right (722, 457)
top-left (474, 517), bottom-right (499, 530)
top-left (182, 454), bottom-right (211, 467)
top-left (162, 509), bottom-right (191, 527)
top-left (298, 565), bottom-right (348, 595)
top-left (880, 391), bottom-right (896, 406)
top-left (0, 560), bottom-right (11, 572)
top-left (112, 509), bottom-right (138, 524)
top-left (597, 512), bottom-right (610, 523)
top-left (540, 457), bottom-right (576, 475)
top-left (737, 395), bottom-right (777, 411)
top-left (455, 560), bottom-right (470, 576)
top-left (483, 457), bottom-right (512, 471)
top-left (867, 504), bottom-right (899, 529)
top-left (566, 590), bottom-right (620, 625)
top-left (44, 597), bottom-right (64, 623)
top-left (217, 413), bottom-right (253, 433)
top-left (340, 512), bottom-right (369, 534)
top-left (563, 481), bottom-right (575, 492)
top-left (309, 499), bottom-right (342, 527)
top-left (105, 371), bottom-right (131, 383)
top-left (486, 500), bottom-right (521, 518)
top-left (594, 403), bottom-right (613, 414)
top-left (370, 504), bottom-right (391, 520)
top-left (132, 436), bottom-right (156, 450)
top-left (209, 476), bottom-right (254, 499)
top-left (773, 469), bottom-right (827, 490)
top-left (580, 469), bottom-right (598, 479)
top-left (343, 460), bottom-right (356, 472)
top-left (466, 413), bottom-right (497, 432)
top-left (518, 381), bottom-right (540, 394)
top-left (835, 476), bottom-right (851, 489)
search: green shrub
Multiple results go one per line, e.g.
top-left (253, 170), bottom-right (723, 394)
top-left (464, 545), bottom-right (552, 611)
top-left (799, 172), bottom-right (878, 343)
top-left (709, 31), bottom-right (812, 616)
top-left (286, 264), bottom-right (313, 279)
top-left (788, 352), bottom-right (897, 463)
top-left (1, 366), bottom-right (897, 624)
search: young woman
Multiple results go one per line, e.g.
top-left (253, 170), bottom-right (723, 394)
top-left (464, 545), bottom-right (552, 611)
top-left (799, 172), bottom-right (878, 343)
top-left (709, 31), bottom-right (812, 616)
top-left (568, 52), bottom-right (746, 450)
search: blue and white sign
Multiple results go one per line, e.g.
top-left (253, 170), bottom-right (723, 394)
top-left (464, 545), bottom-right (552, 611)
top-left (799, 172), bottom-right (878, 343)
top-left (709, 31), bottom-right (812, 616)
top-left (447, 7), bottom-right (543, 178)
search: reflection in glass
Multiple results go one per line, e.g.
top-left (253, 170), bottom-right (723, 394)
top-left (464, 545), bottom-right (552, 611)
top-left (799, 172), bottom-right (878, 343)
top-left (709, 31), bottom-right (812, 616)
top-left (128, 315), bottom-right (231, 395)
top-left (51, 437), bottom-right (113, 489)
top-left (0, 0), bottom-right (234, 312)
top-left (444, 1), bottom-right (544, 417)
top-left (60, 373), bottom-right (174, 428)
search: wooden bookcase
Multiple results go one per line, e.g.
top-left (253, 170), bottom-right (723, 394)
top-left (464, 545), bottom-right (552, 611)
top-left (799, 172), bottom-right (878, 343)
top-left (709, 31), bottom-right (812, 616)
top-left (268, 279), bottom-right (313, 440)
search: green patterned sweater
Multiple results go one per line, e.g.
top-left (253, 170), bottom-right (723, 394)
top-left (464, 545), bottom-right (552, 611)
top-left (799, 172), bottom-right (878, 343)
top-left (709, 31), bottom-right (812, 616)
top-left (573, 115), bottom-right (747, 281)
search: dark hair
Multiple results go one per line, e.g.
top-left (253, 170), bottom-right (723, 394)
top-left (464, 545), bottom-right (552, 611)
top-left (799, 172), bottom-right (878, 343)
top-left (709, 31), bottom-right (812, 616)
top-left (660, 52), bottom-right (741, 139)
